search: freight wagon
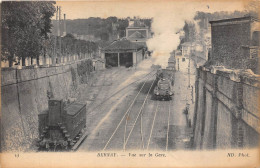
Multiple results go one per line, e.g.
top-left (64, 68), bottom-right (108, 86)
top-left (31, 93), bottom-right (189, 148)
top-left (38, 99), bottom-right (87, 151)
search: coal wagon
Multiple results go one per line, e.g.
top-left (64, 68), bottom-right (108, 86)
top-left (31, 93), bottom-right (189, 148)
top-left (38, 99), bottom-right (87, 151)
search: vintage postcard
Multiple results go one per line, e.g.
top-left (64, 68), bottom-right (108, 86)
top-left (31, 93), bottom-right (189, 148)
top-left (0, 0), bottom-right (259, 167)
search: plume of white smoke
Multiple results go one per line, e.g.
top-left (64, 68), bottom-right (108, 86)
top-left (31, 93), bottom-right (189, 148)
top-left (146, 6), bottom-right (197, 68)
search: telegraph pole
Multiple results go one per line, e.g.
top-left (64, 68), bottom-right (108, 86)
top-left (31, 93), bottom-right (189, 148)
top-left (195, 44), bottom-right (197, 67)
top-left (53, 6), bottom-right (59, 65)
top-left (177, 58), bottom-right (179, 71)
top-left (58, 6), bottom-right (62, 63)
top-left (63, 14), bottom-right (66, 36)
top-left (64, 14), bottom-right (67, 62)
top-left (188, 47), bottom-right (191, 88)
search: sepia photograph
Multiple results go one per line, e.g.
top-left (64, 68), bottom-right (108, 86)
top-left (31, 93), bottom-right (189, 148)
top-left (0, 0), bottom-right (259, 167)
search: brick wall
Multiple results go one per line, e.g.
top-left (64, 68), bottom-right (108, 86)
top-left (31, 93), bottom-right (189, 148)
top-left (211, 21), bottom-right (251, 69)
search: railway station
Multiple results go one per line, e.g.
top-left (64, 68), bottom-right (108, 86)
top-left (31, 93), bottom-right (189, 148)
top-left (1, 3), bottom-right (259, 167)
top-left (101, 38), bottom-right (146, 67)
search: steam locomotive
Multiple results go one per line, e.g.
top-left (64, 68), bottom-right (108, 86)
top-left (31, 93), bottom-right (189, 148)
top-left (153, 54), bottom-right (176, 100)
top-left (38, 99), bottom-right (87, 151)
top-left (154, 69), bottom-right (174, 100)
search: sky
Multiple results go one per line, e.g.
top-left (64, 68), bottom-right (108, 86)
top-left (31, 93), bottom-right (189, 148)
top-left (54, 0), bottom-right (249, 68)
top-left (55, 0), bottom-right (247, 20)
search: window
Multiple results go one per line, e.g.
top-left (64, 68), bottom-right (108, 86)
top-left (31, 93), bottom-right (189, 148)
top-left (252, 31), bottom-right (259, 46)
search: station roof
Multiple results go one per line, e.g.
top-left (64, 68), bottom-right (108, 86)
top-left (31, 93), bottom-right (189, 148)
top-left (102, 38), bottom-right (144, 52)
top-left (134, 41), bottom-right (147, 48)
top-left (209, 16), bottom-right (259, 25)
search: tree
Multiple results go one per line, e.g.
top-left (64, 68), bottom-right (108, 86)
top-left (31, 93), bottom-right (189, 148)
top-left (182, 21), bottom-right (196, 43)
top-left (245, 0), bottom-right (259, 18)
top-left (61, 34), bottom-right (75, 57)
top-left (1, 1), bottom-right (56, 67)
top-left (107, 16), bottom-right (118, 24)
top-left (54, 17), bottom-right (152, 41)
top-left (118, 19), bottom-right (129, 38)
top-left (38, 1), bottom-right (56, 65)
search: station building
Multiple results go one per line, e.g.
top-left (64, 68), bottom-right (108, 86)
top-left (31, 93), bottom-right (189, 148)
top-left (101, 38), bottom-right (145, 68)
top-left (126, 18), bottom-right (151, 47)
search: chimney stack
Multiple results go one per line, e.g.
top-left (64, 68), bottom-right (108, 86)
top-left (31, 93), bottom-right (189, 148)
top-left (63, 14), bottom-right (66, 36)
top-left (57, 6), bottom-right (61, 36)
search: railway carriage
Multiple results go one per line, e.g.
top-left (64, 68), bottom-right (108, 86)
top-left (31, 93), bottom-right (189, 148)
top-left (38, 99), bottom-right (86, 151)
top-left (168, 54), bottom-right (176, 70)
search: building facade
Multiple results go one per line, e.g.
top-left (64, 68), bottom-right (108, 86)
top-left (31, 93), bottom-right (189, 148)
top-left (181, 42), bottom-right (193, 57)
top-left (181, 41), bottom-right (208, 66)
top-left (126, 19), bottom-right (150, 47)
top-left (209, 16), bottom-right (259, 73)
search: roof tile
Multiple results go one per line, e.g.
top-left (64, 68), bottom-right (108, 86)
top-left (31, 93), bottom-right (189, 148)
top-left (102, 38), bottom-right (144, 52)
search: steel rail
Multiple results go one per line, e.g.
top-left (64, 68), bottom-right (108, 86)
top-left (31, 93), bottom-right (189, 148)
top-left (124, 78), bottom-right (156, 150)
top-left (103, 72), bottom-right (155, 150)
top-left (166, 99), bottom-right (172, 151)
top-left (146, 100), bottom-right (159, 150)
top-left (87, 70), bottom-right (155, 115)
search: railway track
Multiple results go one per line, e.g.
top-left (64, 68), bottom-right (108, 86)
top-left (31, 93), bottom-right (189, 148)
top-left (77, 64), bottom-right (178, 151)
top-left (87, 70), bottom-right (156, 116)
top-left (101, 68), bottom-right (176, 151)
top-left (103, 72), bottom-right (172, 151)
top-left (166, 99), bottom-right (172, 151)
top-left (102, 72), bottom-right (156, 150)
top-left (75, 69), bottom-right (158, 151)
top-left (99, 69), bottom-right (122, 101)
top-left (123, 77), bottom-right (156, 150)
top-left (146, 99), bottom-right (172, 151)
top-left (146, 101), bottom-right (159, 150)
top-left (93, 66), bottom-right (177, 151)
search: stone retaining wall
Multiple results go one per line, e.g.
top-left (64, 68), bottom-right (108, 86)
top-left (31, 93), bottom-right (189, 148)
top-left (193, 67), bottom-right (259, 149)
top-left (1, 59), bottom-right (93, 151)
